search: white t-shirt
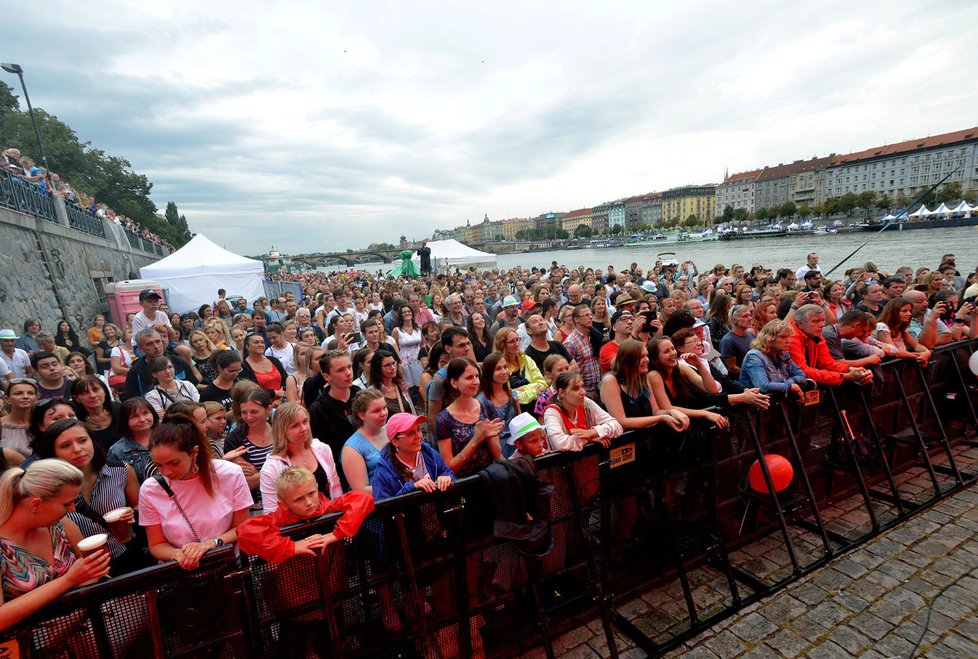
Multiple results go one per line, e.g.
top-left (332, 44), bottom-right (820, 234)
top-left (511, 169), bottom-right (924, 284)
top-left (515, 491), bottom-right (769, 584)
top-left (131, 310), bottom-right (171, 347)
top-left (0, 348), bottom-right (31, 379)
top-left (0, 358), bottom-right (9, 379)
top-left (265, 344), bottom-right (295, 374)
top-left (138, 459), bottom-right (253, 549)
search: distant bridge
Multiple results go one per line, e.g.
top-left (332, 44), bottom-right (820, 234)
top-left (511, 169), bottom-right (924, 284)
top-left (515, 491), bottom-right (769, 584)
top-left (294, 248), bottom-right (407, 267)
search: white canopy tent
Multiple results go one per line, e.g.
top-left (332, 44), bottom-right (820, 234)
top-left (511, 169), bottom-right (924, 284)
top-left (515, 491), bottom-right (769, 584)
top-left (415, 239), bottom-right (498, 271)
top-left (909, 205), bottom-right (930, 218)
top-left (140, 234), bottom-right (265, 313)
top-left (952, 201), bottom-right (974, 215)
top-left (933, 202), bottom-right (952, 217)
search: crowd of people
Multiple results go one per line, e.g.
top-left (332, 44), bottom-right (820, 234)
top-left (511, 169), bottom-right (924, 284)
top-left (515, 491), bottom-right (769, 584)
top-left (1, 146), bottom-right (174, 250)
top-left (0, 248), bottom-right (975, 634)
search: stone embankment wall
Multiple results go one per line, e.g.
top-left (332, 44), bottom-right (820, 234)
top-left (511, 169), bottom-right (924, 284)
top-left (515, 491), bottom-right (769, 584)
top-left (0, 206), bottom-right (161, 334)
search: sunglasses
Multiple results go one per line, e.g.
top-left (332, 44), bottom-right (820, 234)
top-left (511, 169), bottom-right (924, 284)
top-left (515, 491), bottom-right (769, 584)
top-left (9, 378), bottom-right (37, 386)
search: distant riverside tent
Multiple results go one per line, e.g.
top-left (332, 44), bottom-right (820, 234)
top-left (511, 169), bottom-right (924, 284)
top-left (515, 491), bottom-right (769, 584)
top-left (404, 239), bottom-right (497, 271)
top-left (140, 234), bottom-right (265, 312)
top-left (909, 205), bottom-right (930, 218)
top-left (933, 202), bottom-right (952, 218)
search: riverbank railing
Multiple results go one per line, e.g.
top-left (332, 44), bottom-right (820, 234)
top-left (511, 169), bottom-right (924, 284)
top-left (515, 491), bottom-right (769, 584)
top-left (3, 339), bottom-right (976, 658)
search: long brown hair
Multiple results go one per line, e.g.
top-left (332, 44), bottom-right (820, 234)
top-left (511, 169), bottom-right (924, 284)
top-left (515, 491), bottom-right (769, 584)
top-left (480, 352), bottom-right (515, 403)
top-left (647, 336), bottom-right (690, 401)
top-left (150, 417), bottom-right (215, 496)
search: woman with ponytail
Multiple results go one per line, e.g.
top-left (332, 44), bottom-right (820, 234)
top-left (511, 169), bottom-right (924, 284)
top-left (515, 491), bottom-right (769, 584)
top-left (138, 416), bottom-right (252, 571)
top-left (0, 459), bottom-right (111, 631)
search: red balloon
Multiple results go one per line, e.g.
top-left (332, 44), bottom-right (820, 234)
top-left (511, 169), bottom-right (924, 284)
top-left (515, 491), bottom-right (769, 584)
top-left (748, 454), bottom-right (794, 493)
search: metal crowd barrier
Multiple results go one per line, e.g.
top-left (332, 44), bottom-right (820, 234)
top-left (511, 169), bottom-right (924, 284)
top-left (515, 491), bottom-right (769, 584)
top-left (0, 170), bottom-right (57, 223)
top-left (2, 339), bottom-right (976, 658)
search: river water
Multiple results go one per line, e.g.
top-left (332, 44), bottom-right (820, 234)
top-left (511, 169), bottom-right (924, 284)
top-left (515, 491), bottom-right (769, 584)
top-left (494, 226), bottom-right (978, 276)
top-left (320, 226), bottom-right (977, 276)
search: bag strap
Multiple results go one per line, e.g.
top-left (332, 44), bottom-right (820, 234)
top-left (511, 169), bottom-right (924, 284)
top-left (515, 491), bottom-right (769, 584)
top-left (153, 474), bottom-right (201, 543)
top-left (73, 495), bottom-right (110, 531)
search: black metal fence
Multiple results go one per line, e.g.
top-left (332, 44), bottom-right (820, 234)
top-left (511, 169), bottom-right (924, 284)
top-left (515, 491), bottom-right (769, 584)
top-left (3, 340), bottom-right (977, 658)
top-left (0, 170), bottom-right (57, 223)
top-left (64, 199), bottom-right (106, 238)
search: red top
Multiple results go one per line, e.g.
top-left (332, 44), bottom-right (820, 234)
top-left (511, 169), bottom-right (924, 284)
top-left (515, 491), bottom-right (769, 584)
top-left (253, 366), bottom-right (282, 393)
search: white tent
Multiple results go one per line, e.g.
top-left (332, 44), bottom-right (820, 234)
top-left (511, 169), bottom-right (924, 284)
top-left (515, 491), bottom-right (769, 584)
top-left (881, 213), bottom-right (897, 221)
top-left (909, 205), bottom-right (930, 218)
top-left (415, 239), bottom-right (497, 271)
top-left (952, 201), bottom-right (973, 214)
top-left (933, 202), bottom-right (952, 217)
top-left (140, 234), bottom-right (265, 312)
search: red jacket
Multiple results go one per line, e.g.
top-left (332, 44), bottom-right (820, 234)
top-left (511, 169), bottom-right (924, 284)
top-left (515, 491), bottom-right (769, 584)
top-left (787, 321), bottom-right (847, 386)
top-left (236, 491), bottom-right (374, 563)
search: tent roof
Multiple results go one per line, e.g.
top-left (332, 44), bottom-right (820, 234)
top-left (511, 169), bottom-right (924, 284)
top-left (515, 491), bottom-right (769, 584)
top-left (952, 201), bottom-right (973, 212)
top-left (426, 239), bottom-right (494, 260)
top-left (934, 202), bottom-right (952, 214)
top-left (141, 234), bottom-right (262, 278)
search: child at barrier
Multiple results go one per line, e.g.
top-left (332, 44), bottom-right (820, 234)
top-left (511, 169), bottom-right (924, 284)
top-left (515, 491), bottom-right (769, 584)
top-left (236, 466), bottom-right (373, 658)
top-left (237, 466), bottom-right (374, 562)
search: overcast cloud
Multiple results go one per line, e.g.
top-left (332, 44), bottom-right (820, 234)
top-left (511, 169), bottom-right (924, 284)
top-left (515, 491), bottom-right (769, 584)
top-left (4, 1), bottom-right (977, 255)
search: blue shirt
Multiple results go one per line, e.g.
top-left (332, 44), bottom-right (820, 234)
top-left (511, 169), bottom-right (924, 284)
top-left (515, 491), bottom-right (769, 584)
top-left (344, 430), bottom-right (387, 483)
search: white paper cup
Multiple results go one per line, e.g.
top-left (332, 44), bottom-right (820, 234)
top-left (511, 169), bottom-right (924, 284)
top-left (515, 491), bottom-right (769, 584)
top-left (104, 507), bottom-right (134, 543)
top-left (77, 533), bottom-right (108, 558)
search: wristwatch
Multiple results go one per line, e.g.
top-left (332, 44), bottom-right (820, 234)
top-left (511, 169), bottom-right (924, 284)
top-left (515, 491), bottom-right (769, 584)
top-left (213, 537), bottom-right (225, 548)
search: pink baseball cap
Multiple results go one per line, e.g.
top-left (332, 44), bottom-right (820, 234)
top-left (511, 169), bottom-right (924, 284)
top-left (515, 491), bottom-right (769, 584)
top-left (386, 413), bottom-right (427, 441)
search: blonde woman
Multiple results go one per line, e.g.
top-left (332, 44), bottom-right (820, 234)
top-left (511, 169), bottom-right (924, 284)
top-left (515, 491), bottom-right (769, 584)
top-left (204, 319), bottom-right (231, 351)
top-left (0, 460), bottom-right (112, 632)
top-left (259, 402), bottom-right (342, 513)
top-left (492, 327), bottom-right (546, 407)
top-left (187, 329), bottom-right (219, 386)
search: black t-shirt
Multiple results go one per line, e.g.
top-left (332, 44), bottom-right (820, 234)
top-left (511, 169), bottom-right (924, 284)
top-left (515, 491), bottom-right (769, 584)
top-left (524, 340), bottom-right (571, 372)
top-left (199, 382), bottom-right (235, 412)
top-left (308, 385), bottom-right (361, 490)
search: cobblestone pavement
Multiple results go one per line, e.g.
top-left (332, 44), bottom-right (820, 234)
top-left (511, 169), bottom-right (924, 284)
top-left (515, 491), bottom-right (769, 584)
top-left (540, 443), bottom-right (978, 658)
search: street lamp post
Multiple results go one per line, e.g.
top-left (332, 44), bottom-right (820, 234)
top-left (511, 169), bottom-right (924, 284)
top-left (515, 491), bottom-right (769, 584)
top-left (1, 62), bottom-right (51, 178)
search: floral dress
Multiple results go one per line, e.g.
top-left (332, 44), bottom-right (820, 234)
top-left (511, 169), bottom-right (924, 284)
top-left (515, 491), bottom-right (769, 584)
top-left (397, 326), bottom-right (423, 387)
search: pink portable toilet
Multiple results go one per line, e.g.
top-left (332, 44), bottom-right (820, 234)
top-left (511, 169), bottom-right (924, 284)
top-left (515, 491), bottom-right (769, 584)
top-left (105, 279), bottom-right (164, 327)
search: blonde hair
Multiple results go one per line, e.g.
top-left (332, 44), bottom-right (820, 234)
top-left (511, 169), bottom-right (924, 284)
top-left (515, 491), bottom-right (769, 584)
top-left (0, 460), bottom-right (84, 525)
top-left (204, 318), bottom-right (231, 346)
top-left (188, 329), bottom-right (217, 355)
top-left (270, 402), bottom-right (311, 456)
top-left (275, 466), bottom-right (316, 502)
top-left (202, 401), bottom-right (226, 417)
top-left (751, 319), bottom-right (793, 354)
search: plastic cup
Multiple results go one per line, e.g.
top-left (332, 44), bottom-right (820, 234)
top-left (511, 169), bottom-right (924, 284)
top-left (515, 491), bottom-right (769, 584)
top-left (77, 533), bottom-right (108, 558)
top-left (104, 507), bottom-right (134, 544)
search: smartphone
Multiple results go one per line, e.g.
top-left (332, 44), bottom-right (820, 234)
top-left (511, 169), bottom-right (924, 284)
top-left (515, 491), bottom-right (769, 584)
top-left (348, 332), bottom-right (363, 344)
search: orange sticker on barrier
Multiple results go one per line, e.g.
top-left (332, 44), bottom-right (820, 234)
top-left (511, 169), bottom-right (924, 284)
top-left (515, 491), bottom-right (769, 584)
top-left (0, 639), bottom-right (20, 659)
top-left (609, 443), bottom-right (636, 469)
top-left (803, 390), bottom-right (820, 407)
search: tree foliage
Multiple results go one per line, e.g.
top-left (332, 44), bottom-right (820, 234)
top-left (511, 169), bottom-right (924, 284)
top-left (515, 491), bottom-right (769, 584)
top-left (574, 224), bottom-right (593, 238)
top-left (721, 205), bottom-right (734, 223)
top-left (0, 82), bottom-right (192, 248)
top-left (732, 208), bottom-right (749, 223)
top-left (937, 181), bottom-right (963, 205)
top-left (777, 201), bottom-right (797, 218)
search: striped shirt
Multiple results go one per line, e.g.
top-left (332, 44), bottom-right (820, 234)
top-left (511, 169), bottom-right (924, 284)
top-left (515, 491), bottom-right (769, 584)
top-left (69, 463), bottom-right (129, 559)
top-left (563, 328), bottom-right (600, 398)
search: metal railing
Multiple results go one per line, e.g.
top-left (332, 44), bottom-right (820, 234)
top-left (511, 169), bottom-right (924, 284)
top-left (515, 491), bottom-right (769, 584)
top-left (0, 169), bottom-right (57, 223)
top-left (2, 339), bottom-right (976, 658)
top-left (64, 200), bottom-right (106, 238)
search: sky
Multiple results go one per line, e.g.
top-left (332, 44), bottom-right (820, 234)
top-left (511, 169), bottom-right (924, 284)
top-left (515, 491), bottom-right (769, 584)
top-left (4, 1), bottom-right (978, 255)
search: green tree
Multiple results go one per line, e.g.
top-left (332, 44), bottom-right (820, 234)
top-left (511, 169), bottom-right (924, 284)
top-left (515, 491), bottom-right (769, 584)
top-left (937, 181), bottom-right (963, 205)
top-left (732, 208), bottom-right (749, 223)
top-left (574, 224), bottom-right (593, 238)
top-left (798, 204), bottom-right (812, 218)
top-left (0, 93), bottom-right (190, 243)
top-left (858, 190), bottom-right (877, 209)
top-left (0, 81), bottom-right (17, 111)
top-left (963, 188), bottom-right (977, 203)
top-left (755, 207), bottom-right (769, 221)
top-left (722, 205), bottom-right (734, 223)
top-left (839, 193), bottom-right (859, 215)
top-left (777, 201), bottom-right (797, 218)
top-left (912, 186), bottom-right (936, 207)
top-left (163, 202), bottom-right (192, 246)
top-left (876, 194), bottom-right (892, 211)
top-left (555, 228), bottom-right (570, 240)
top-left (683, 214), bottom-right (701, 227)
top-left (610, 224), bottom-right (624, 235)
